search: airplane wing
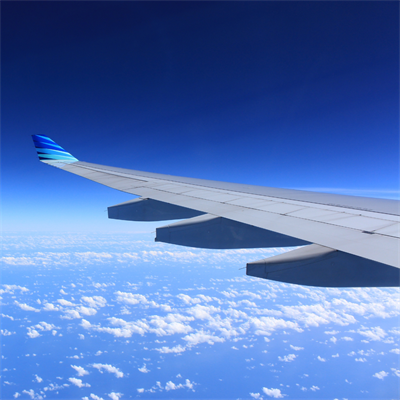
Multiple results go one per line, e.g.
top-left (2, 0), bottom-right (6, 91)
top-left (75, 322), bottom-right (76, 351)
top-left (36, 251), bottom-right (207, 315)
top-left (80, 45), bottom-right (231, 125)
top-left (32, 134), bottom-right (400, 287)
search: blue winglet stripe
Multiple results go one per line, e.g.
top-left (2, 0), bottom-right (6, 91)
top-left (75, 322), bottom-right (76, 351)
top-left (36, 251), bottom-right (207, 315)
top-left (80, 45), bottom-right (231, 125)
top-left (32, 135), bottom-right (78, 162)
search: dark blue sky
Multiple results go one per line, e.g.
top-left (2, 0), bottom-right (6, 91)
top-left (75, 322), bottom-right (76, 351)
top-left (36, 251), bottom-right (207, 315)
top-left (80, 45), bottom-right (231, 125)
top-left (2, 2), bottom-right (399, 231)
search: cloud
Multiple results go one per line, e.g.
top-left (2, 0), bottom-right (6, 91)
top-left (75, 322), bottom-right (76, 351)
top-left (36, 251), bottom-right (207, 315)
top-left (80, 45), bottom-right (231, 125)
top-left (1, 285), bottom-right (29, 294)
top-left (62, 310), bottom-right (81, 319)
top-left (21, 390), bottom-right (35, 399)
top-left (71, 365), bottom-right (89, 376)
top-left (155, 345), bottom-right (186, 354)
top-left (81, 296), bottom-right (107, 308)
top-left (317, 356), bottom-right (326, 362)
top-left (90, 395), bottom-right (104, 400)
top-left (373, 371), bottom-right (388, 380)
top-left (289, 345), bottom-right (303, 351)
top-left (68, 378), bottom-right (90, 388)
top-left (43, 303), bottom-right (59, 311)
top-left (14, 301), bottom-right (39, 312)
top-left (108, 393), bottom-right (123, 400)
top-left (391, 368), bottom-right (400, 378)
top-left (138, 364), bottom-right (150, 373)
top-left (278, 354), bottom-right (297, 362)
top-left (1, 313), bottom-right (14, 320)
top-left (177, 294), bottom-right (201, 305)
top-left (165, 379), bottom-right (195, 391)
top-left (115, 292), bottom-right (148, 305)
top-left (310, 386), bottom-right (320, 391)
top-left (1, 329), bottom-right (15, 336)
top-left (27, 329), bottom-right (40, 339)
top-left (249, 316), bottom-right (302, 337)
top-left (262, 387), bottom-right (284, 398)
top-left (34, 375), bottom-right (42, 383)
top-left (57, 299), bottom-right (76, 307)
top-left (183, 331), bottom-right (225, 346)
top-left (76, 306), bottom-right (97, 316)
top-left (92, 363), bottom-right (124, 378)
top-left (390, 349), bottom-right (400, 354)
top-left (187, 304), bottom-right (220, 320)
top-left (357, 326), bottom-right (386, 342)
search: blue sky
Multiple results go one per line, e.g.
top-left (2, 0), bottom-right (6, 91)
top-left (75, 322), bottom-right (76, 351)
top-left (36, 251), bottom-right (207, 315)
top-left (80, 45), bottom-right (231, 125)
top-left (1, 5), bottom-right (399, 399)
top-left (2, 1), bottom-right (399, 232)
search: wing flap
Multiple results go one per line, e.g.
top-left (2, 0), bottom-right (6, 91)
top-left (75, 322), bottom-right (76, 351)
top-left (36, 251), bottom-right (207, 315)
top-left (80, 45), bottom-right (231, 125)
top-left (246, 244), bottom-right (400, 287)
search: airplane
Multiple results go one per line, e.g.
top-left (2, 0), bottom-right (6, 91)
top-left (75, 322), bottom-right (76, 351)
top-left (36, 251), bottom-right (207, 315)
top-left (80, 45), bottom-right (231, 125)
top-left (32, 134), bottom-right (399, 288)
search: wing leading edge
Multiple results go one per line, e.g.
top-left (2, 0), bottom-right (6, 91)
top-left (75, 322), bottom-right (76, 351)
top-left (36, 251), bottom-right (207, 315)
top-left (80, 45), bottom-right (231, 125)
top-left (32, 135), bottom-right (400, 287)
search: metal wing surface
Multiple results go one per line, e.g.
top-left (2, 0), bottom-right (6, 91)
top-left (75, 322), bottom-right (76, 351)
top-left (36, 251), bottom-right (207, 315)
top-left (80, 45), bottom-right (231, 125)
top-left (32, 135), bottom-right (400, 287)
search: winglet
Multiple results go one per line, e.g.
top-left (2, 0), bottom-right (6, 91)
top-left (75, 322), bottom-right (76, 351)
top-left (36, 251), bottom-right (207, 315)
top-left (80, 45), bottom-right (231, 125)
top-left (32, 135), bottom-right (79, 164)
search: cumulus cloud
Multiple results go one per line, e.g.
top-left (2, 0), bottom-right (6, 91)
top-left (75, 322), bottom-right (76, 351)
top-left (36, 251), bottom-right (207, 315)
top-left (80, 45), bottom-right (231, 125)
top-left (71, 365), bottom-right (89, 376)
top-left (27, 329), bottom-right (40, 339)
top-left (82, 313), bottom-right (193, 339)
top-left (187, 304), bottom-right (220, 320)
top-left (165, 379), bottom-right (195, 391)
top-left (108, 393), bottom-right (123, 400)
top-left (90, 394), bottom-right (104, 400)
top-left (43, 303), bottom-right (59, 311)
top-left (183, 330), bottom-right (225, 346)
top-left (1, 285), bottom-right (29, 294)
top-left (57, 299), bottom-right (76, 307)
top-left (115, 292), bottom-right (148, 305)
top-left (317, 356), bottom-right (326, 362)
top-left (325, 330), bottom-right (339, 335)
top-left (61, 310), bottom-right (81, 319)
top-left (76, 306), bottom-right (97, 316)
top-left (357, 326), bottom-right (386, 342)
top-left (68, 378), bottom-right (90, 388)
top-left (373, 371), bottom-right (388, 380)
top-left (1, 329), bottom-right (15, 336)
top-left (81, 296), bottom-right (107, 309)
top-left (92, 363), bottom-right (124, 378)
top-left (155, 345), bottom-right (186, 354)
top-left (391, 368), bottom-right (400, 378)
top-left (177, 294), bottom-right (201, 305)
top-left (138, 364), bottom-right (150, 373)
top-left (278, 354), bottom-right (297, 362)
top-left (262, 387), bottom-right (284, 398)
top-left (289, 345), bottom-right (303, 351)
top-left (14, 301), bottom-right (39, 312)
top-left (249, 316), bottom-right (302, 337)
top-left (21, 390), bottom-right (35, 399)
top-left (310, 386), bottom-right (320, 391)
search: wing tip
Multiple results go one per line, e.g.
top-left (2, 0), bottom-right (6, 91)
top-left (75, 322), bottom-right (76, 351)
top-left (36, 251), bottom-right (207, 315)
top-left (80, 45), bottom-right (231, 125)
top-left (32, 135), bottom-right (79, 164)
